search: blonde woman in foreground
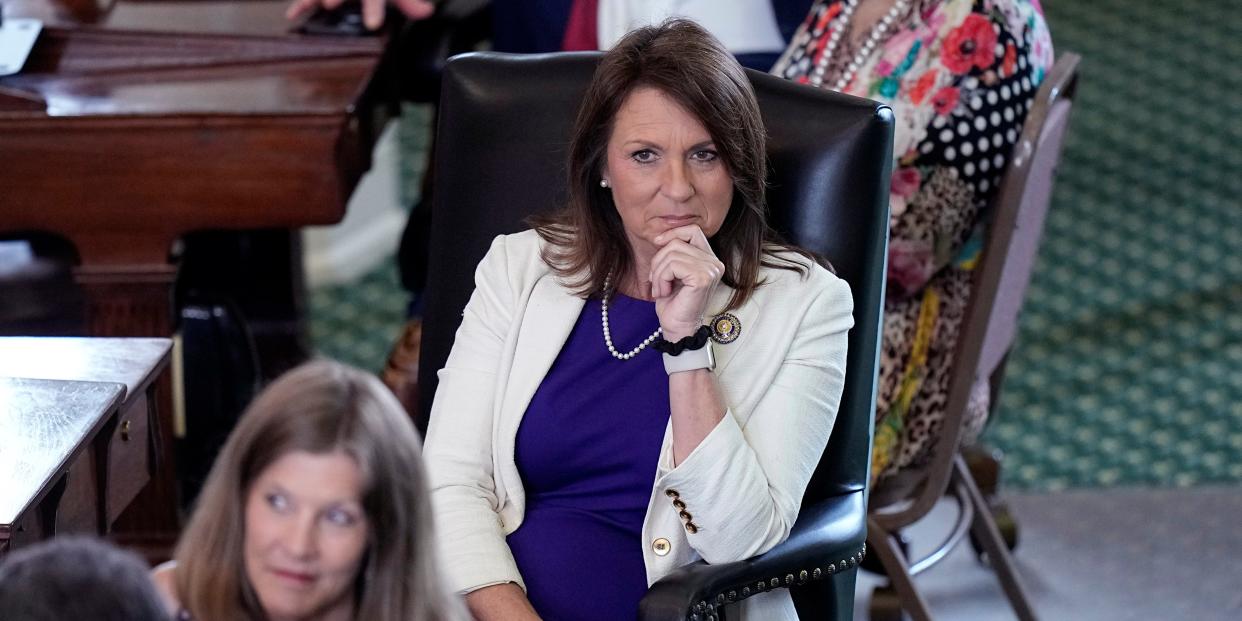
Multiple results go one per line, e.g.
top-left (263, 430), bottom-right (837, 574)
top-left (153, 359), bottom-right (467, 621)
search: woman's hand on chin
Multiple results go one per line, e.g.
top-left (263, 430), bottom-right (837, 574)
top-left (650, 224), bottom-right (724, 340)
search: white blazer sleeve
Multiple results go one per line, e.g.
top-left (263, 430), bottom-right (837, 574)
top-left (654, 274), bottom-right (853, 563)
top-left (423, 234), bottom-right (526, 594)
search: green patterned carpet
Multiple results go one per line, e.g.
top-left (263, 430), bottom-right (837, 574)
top-left (985, 0), bottom-right (1242, 490)
top-left (309, 0), bottom-right (1241, 491)
top-left (309, 261), bottom-right (407, 373)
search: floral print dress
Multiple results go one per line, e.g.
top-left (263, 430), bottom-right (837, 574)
top-left (773, 0), bottom-right (1053, 482)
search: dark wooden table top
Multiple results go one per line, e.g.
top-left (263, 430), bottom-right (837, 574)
top-left (0, 377), bottom-right (125, 530)
top-left (0, 0), bottom-right (394, 265)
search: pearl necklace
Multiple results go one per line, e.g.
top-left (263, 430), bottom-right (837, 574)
top-left (601, 274), bottom-right (662, 361)
top-left (810, 0), bottom-right (910, 91)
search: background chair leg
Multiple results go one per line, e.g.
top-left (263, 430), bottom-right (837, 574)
top-left (866, 517), bottom-right (935, 621)
top-left (953, 455), bottom-right (1039, 621)
top-left (963, 445), bottom-right (1020, 555)
top-left (869, 584), bottom-right (909, 621)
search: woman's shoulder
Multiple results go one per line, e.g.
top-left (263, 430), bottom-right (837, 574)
top-left (756, 248), bottom-right (852, 303)
top-left (486, 228), bottom-right (542, 257)
top-left (467, 229), bottom-right (576, 305)
top-left (760, 247), bottom-right (845, 285)
top-left (475, 229), bottom-right (553, 278)
top-left (489, 229), bottom-right (556, 263)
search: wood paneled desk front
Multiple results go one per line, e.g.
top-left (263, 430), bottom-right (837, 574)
top-left (0, 337), bottom-right (172, 557)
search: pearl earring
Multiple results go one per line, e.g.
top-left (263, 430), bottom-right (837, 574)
top-left (600, 179), bottom-right (609, 188)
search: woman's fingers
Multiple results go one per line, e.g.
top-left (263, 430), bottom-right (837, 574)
top-left (284, 0), bottom-right (320, 20)
top-left (651, 253), bottom-right (720, 334)
top-left (649, 241), bottom-right (696, 289)
top-left (392, 0), bottom-right (436, 19)
top-left (649, 245), bottom-right (723, 301)
top-left (654, 224), bottom-right (713, 253)
top-left (649, 241), bottom-right (722, 286)
top-left (286, 0), bottom-right (434, 29)
top-left (284, 0), bottom-right (361, 22)
top-left (650, 246), bottom-right (688, 298)
top-left (361, 0), bottom-right (385, 29)
top-left (652, 257), bottom-right (694, 299)
top-left (648, 226), bottom-right (723, 329)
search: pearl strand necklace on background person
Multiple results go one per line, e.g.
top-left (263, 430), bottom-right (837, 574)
top-left (602, 274), bottom-right (662, 360)
top-left (810, 0), bottom-right (910, 90)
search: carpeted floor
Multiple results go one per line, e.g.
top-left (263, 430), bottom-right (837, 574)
top-left (853, 486), bottom-right (1242, 620)
top-left (982, 0), bottom-right (1242, 490)
top-left (308, 0), bottom-right (1242, 491)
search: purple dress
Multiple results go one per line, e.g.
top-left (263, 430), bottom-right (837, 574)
top-left (507, 292), bottom-right (670, 621)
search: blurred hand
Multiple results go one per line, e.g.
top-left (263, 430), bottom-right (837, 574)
top-left (286, 0), bottom-right (435, 30)
top-left (649, 225), bottom-right (723, 341)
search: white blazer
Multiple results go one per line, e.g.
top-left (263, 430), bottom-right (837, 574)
top-left (424, 229), bottom-right (853, 620)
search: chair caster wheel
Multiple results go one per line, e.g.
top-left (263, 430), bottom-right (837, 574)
top-left (869, 585), bottom-right (908, 621)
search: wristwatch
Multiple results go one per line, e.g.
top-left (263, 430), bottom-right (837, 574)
top-left (662, 340), bottom-right (715, 374)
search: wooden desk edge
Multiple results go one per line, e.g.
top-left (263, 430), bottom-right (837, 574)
top-left (0, 379), bottom-right (127, 531)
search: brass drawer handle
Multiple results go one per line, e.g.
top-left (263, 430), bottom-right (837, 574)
top-left (120, 420), bottom-right (131, 442)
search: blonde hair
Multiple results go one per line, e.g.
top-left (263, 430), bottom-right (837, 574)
top-left (173, 359), bottom-right (466, 621)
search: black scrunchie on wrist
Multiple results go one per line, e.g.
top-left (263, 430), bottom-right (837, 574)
top-left (653, 325), bottom-right (713, 356)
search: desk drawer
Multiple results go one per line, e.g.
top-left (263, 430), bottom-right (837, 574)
top-left (105, 393), bottom-right (151, 527)
top-left (55, 457), bottom-right (100, 535)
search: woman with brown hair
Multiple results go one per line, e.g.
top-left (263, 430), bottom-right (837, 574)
top-left (152, 360), bottom-right (466, 621)
top-left (423, 19), bottom-right (853, 621)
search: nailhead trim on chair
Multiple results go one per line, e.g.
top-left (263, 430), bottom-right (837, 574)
top-left (685, 544), bottom-right (866, 620)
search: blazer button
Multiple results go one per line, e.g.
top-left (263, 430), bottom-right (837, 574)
top-left (665, 489), bottom-right (680, 499)
top-left (678, 510), bottom-right (693, 522)
top-left (652, 538), bottom-right (672, 556)
top-left (672, 499), bottom-right (686, 510)
top-left (685, 523), bottom-right (699, 534)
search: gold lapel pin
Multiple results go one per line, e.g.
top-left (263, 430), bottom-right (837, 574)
top-left (709, 312), bottom-right (741, 344)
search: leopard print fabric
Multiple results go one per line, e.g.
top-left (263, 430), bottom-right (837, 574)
top-left (876, 170), bottom-right (983, 477)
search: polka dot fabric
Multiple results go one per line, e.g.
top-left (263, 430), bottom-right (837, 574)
top-left (773, 0), bottom-right (1053, 482)
top-left (921, 43), bottom-right (1039, 200)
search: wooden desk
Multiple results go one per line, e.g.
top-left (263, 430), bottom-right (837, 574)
top-left (0, 0), bottom-right (399, 550)
top-left (0, 378), bottom-right (124, 556)
top-left (0, 338), bottom-right (172, 556)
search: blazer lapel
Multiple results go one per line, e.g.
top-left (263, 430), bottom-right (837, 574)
top-left (499, 274), bottom-right (586, 434)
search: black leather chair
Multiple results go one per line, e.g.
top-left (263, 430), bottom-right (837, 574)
top-left (413, 51), bottom-right (893, 620)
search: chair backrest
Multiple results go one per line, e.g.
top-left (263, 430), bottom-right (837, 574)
top-left (974, 59), bottom-right (1079, 379)
top-left (873, 53), bottom-right (1082, 525)
top-left (416, 51), bottom-right (893, 501)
